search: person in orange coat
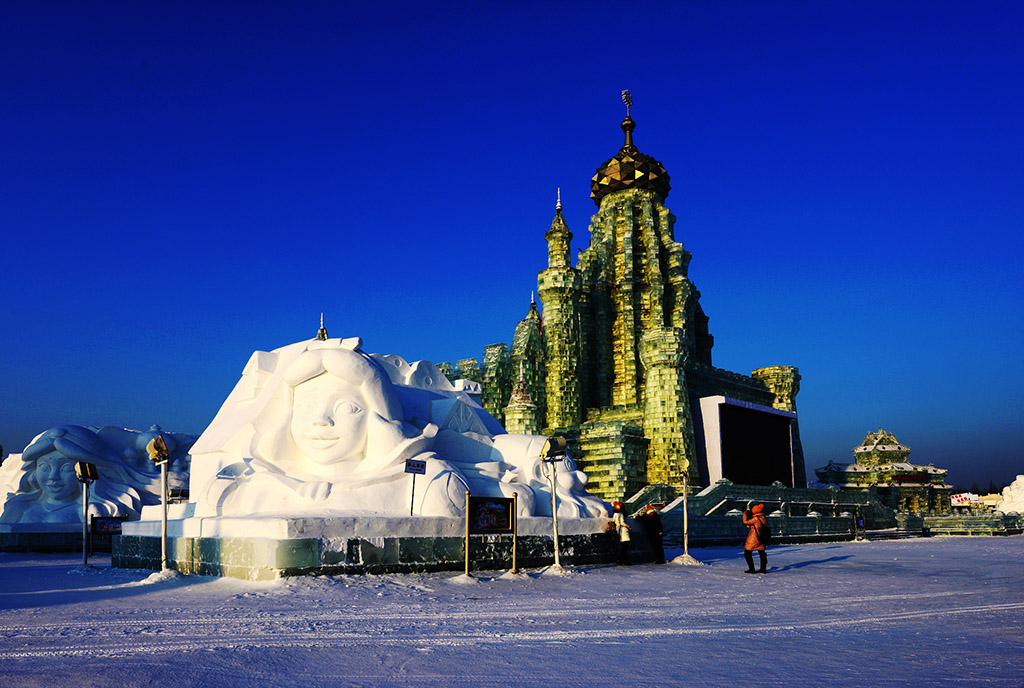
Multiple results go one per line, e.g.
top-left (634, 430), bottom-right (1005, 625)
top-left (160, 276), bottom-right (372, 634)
top-left (742, 503), bottom-right (769, 573)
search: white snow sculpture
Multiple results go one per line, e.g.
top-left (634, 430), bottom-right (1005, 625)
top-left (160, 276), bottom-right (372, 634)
top-left (0, 425), bottom-right (195, 524)
top-left (996, 475), bottom-right (1024, 514)
top-left (190, 336), bottom-right (607, 519)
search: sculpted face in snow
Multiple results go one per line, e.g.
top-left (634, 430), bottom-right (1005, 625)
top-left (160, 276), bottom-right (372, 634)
top-left (245, 344), bottom-right (413, 478)
top-left (290, 374), bottom-right (368, 465)
top-left (189, 336), bottom-right (609, 520)
top-left (36, 454), bottom-right (79, 503)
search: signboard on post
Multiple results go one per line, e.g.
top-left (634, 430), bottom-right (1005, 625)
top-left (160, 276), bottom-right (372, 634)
top-left (92, 516), bottom-right (128, 535)
top-left (405, 459), bottom-right (427, 516)
top-left (467, 496), bottom-right (515, 534)
top-left (405, 459), bottom-right (427, 475)
top-left (90, 515), bottom-right (129, 555)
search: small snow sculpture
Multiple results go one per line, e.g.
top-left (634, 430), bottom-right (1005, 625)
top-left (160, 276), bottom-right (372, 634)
top-left (0, 425), bottom-right (195, 524)
top-left (996, 475), bottom-right (1024, 514)
top-left (190, 336), bottom-right (607, 519)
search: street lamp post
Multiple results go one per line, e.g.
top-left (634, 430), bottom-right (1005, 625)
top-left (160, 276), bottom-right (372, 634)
top-left (540, 436), bottom-right (568, 569)
top-left (673, 459), bottom-right (703, 566)
top-left (74, 462), bottom-right (98, 566)
top-left (682, 471), bottom-right (690, 558)
top-left (146, 435), bottom-right (171, 571)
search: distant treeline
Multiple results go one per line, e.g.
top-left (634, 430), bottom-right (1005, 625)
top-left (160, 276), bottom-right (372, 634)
top-left (954, 480), bottom-right (1010, 495)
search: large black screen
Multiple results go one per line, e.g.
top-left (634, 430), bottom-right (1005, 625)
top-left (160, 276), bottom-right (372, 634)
top-left (719, 403), bottom-right (794, 487)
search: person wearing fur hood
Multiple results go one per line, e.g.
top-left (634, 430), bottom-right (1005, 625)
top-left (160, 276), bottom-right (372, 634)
top-left (742, 503), bottom-right (769, 573)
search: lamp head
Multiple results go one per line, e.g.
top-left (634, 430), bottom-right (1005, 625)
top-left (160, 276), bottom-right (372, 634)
top-left (75, 461), bottom-right (98, 483)
top-left (540, 436), bottom-right (567, 458)
top-left (147, 435), bottom-right (170, 464)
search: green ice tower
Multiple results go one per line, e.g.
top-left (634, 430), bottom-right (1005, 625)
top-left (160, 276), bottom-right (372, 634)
top-left (578, 100), bottom-right (700, 486)
top-left (537, 189), bottom-right (582, 432)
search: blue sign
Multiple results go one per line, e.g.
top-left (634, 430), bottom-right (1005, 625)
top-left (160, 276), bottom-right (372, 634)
top-left (405, 459), bottom-right (427, 475)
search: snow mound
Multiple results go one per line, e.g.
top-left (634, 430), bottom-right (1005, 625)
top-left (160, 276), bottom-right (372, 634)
top-left (497, 570), bottom-right (528, 580)
top-left (536, 564), bottom-right (583, 577)
top-left (669, 553), bottom-right (704, 566)
top-left (137, 568), bottom-right (183, 585)
top-left (446, 573), bottom-right (479, 585)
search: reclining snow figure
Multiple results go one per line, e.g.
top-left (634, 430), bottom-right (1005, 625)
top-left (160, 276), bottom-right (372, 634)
top-left (190, 336), bottom-right (607, 519)
top-left (0, 425), bottom-right (194, 524)
top-left (996, 475), bottom-right (1024, 515)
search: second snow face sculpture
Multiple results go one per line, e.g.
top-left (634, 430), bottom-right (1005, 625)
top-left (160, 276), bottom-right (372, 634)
top-left (190, 336), bottom-right (607, 519)
top-left (0, 425), bottom-right (195, 524)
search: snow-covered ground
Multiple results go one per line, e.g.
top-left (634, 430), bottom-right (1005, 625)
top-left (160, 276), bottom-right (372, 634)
top-left (2, 538), bottom-right (1022, 688)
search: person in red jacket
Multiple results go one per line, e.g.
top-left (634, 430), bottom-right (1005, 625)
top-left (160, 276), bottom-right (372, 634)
top-left (742, 503), bottom-right (769, 573)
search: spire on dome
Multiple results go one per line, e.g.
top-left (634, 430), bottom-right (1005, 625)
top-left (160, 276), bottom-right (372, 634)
top-left (316, 312), bottom-right (329, 340)
top-left (620, 89), bottom-right (635, 149)
top-left (590, 90), bottom-right (671, 205)
top-left (556, 187), bottom-right (562, 211)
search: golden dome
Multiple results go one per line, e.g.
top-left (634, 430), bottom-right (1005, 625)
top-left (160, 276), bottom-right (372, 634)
top-left (590, 114), bottom-right (671, 206)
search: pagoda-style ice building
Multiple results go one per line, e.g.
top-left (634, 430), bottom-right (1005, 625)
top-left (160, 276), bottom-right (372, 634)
top-left (452, 94), bottom-right (807, 502)
top-left (816, 429), bottom-right (952, 515)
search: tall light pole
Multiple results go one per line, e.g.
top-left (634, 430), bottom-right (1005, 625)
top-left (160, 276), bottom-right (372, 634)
top-left (75, 462), bottom-right (98, 566)
top-left (540, 436), bottom-right (568, 569)
top-left (682, 469), bottom-right (690, 558)
top-left (146, 434), bottom-right (171, 571)
top-left (674, 459), bottom-right (702, 566)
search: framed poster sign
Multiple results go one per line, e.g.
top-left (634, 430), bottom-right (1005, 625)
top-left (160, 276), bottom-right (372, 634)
top-left (467, 496), bottom-right (514, 534)
top-left (92, 515), bottom-right (128, 534)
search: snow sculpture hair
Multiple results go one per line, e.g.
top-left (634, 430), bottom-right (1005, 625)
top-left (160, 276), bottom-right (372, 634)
top-left (0, 425), bottom-right (195, 524)
top-left (189, 336), bottom-right (609, 520)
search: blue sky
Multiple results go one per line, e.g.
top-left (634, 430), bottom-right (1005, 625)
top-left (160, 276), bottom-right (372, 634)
top-left (2, 1), bottom-right (1021, 488)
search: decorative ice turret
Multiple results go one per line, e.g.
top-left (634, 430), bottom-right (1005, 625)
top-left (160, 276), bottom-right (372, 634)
top-left (0, 425), bottom-right (195, 524)
top-left (187, 335), bottom-right (608, 519)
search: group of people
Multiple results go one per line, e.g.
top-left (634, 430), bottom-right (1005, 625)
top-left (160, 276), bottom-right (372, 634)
top-left (611, 501), bottom-right (666, 565)
top-left (609, 501), bottom-right (771, 573)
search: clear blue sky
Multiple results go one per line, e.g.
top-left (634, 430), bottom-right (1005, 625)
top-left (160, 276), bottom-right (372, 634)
top-left (2, 1), bottom-right (1021, 489)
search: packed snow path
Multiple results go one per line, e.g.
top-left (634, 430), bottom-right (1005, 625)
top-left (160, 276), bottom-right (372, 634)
top-left (2, 538), bottom-right (1022, 687)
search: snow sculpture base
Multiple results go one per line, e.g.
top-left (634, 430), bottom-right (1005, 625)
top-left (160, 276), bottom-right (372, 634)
top-left (116, 509), bottom-right (621, 580)
top-left (0, 522), bottom-right (127, 553)
top-left (0, 524), bottom-right (85, 553)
